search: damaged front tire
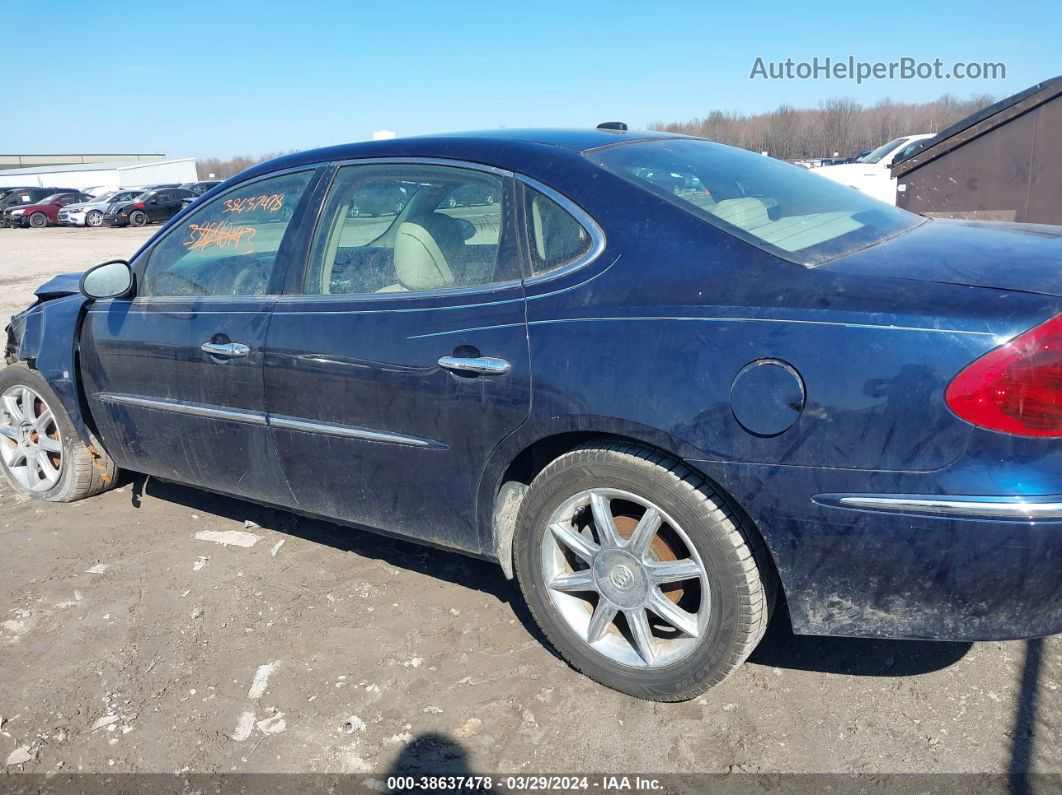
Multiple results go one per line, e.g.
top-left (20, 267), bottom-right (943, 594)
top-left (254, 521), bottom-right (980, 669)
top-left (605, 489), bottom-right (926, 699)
top-left (0, 363), bottom-right (117, 502)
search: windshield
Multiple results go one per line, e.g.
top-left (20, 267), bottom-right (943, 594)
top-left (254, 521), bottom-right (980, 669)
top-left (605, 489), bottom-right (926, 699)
top-left (589, 138), bottom-right (922, 266)
top-left (855, 137), bottom-right (909, 164)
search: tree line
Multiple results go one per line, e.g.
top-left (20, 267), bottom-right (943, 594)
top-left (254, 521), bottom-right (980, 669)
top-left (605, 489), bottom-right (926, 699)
top-left (196, 151), bottom-right (296, 180)
top-left (650, 94), bottom-right (995, 160)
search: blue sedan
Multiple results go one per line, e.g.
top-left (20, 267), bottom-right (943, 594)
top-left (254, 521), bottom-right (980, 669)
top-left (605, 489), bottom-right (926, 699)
top-left (3, 127), bottom-right (1061, 700)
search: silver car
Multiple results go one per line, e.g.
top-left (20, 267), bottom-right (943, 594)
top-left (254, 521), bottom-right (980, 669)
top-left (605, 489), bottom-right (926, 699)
top-left (58, 188), bottom-right (145, 227)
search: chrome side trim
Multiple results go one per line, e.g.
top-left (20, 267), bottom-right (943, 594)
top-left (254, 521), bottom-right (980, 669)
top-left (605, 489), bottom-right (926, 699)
top-left (327, 155), bottom-right (514, 178)
top-left (818, 493), bottom-right (1062, 520)
top-left (517, 175), bottom-right (607, 286)
top-left (268, 414), bottom-right (447, 449)
top-left (97, 393), bottom-right (267, 426)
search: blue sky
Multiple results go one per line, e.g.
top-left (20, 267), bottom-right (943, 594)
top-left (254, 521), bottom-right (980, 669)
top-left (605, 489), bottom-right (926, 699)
top-left (6, 0), bottom-right (1059, 158)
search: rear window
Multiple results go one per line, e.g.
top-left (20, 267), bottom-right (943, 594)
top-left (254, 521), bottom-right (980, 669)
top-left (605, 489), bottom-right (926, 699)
top-left (588, 139), bottom-right (922, 266)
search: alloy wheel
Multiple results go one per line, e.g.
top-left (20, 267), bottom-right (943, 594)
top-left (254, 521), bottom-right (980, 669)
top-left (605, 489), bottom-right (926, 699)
top-left (86, 211), bottom-right (103, 227)
top-left (540, 488), bottom-right (710, 668)
top-left (0, 386), bottom-right (63, 492)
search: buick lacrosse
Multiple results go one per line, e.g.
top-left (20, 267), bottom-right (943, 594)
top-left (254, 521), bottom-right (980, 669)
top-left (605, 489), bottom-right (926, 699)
top-left (4, 126), bottom-right (1061, 700)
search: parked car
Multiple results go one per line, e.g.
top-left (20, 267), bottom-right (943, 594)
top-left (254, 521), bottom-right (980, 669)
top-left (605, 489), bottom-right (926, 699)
top-left (443, 182), bottom-right (497, 207)
top-left (179, 180), bottom-right (222, 196)
top-left (347, 183), bottom-right (411, 217)
top-left (0, 187), bottom-right (80, 226)
top-left (103, 188), bottom-right (195, 227)
top-left (59, 189), bottom-right (145, 228)
top-left (811, 133), bottom-right (935, 204)
top-left (5, 127), bottom-right (1062, 701)
top-left (2, 191), bottom-right (91, 228)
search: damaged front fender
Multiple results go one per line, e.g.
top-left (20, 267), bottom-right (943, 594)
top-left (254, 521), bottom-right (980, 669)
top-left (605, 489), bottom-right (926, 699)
top-left (5, 292), bottom-right (94, 444)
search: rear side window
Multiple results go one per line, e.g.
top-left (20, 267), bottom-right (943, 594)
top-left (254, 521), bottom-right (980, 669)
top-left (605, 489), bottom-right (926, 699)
top-left (302, 163), bottom-right (519, 296)
top-left (524, 188), bottom-right (593, 275)
top-left (140, 170), bottom-right (312, 297)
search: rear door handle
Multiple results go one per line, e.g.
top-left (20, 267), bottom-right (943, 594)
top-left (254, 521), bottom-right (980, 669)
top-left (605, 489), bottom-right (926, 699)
top-left (201, 341), bottom-right (250, 359)
top-left (438, 355), bottom-right (511, 375)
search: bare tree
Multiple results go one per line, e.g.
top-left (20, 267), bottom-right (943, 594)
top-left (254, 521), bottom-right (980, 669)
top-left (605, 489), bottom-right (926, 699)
top-left (649, 93), bottom-right (995, 159)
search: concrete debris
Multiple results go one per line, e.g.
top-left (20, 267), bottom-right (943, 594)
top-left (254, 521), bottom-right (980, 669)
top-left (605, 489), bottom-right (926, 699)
top-left (85, 564), bottom-right (108, 574)
top-left (194, 530), bottom-right (261, 548)
top-left (455, 718), bottom-right (482, 738)
top-left (90, 714), bottom-right (119, 732)
top-left (270, 539), bottom-right (285, 557)
top-left (423, 706), bottom-right (443, 715)
top-left (232, 711), bottom-right (256, 742)
top-left (255, 713), bottom-right (286, 735)
top-left (248, 662), bottom-right (278, 699)
top-left (5, 747), bottom-right (33, 766)
top-left (193, 557), bottom-right (208, 571)
top-left (244, 520), bottom-right (260, 529)
top-left (341, 715), bottom-right (366, 733)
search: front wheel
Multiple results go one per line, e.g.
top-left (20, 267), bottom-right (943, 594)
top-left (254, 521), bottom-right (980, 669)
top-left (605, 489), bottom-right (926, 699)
top-left (128, 210), bottom-right (148, 227)
top-left (85, 210), bottom-right (103, 227)
top-left (0, 364), bottom-right (117, 502)
top-left (28, 213), bottom-right (47, 228)
top-left (514, 442), bottom-right (774, 701)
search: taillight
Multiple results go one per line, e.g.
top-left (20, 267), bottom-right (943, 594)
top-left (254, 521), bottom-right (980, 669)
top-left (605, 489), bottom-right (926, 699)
top-left (945, 313), bottom-right (1062, 437)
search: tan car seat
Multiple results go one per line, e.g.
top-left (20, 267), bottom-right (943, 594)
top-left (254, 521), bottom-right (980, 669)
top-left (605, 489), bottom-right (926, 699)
top-left (377, 212), bottom-right (465, 293)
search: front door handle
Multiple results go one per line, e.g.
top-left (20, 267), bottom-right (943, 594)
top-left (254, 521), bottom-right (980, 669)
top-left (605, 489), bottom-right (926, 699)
top-left (438, 355), bottom-right (511, 375)
top-left (201, 341), bottom-right (250, 359)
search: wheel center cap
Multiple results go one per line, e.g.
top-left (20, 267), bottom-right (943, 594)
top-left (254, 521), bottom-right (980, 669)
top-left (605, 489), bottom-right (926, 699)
top-left (593, 549), bottom-right (648, 608)
top-left (17, 422), bottom-right (33, 446)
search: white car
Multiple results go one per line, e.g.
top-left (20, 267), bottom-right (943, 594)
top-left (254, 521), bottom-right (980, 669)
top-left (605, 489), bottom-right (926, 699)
top-left (811, 134), bottom-right (934, 204)
top-left (57, 188), bottom-right (145, 227)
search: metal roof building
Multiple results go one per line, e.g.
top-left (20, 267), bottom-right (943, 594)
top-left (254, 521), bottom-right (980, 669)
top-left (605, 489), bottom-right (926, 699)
top-left (0, 153), bottom-right (164, 169)
top-left (0, 157), bottom-right (199, 191)
top-left (891, 76), bottom-right (1062, 224)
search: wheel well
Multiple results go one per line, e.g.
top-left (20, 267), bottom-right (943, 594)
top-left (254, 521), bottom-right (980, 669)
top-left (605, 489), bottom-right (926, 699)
top-left (489, 432), bottom-right (778, 592)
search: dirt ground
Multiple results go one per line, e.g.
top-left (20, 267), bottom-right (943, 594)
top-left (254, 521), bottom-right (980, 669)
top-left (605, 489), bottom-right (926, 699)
top-left (1, 227), bottom-right (1060, 779)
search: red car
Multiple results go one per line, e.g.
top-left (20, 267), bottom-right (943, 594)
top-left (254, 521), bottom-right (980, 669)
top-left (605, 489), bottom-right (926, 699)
top-left (2, 192), bottom-right (91, 228)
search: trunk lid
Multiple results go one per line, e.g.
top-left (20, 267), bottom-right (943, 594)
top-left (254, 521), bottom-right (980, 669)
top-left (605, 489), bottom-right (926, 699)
top-left (821, 218), bottom-right (1062, 297)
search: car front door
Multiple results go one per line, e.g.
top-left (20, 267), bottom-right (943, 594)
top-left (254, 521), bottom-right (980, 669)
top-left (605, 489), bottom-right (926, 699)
top-left (79, 168), bottom-right (320, 503)
top-left (264, 160), bottom-right (530, 554)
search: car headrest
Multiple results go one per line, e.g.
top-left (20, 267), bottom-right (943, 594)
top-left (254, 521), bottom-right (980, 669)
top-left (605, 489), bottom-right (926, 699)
top-left (393, 212), bottom-right (464, 291)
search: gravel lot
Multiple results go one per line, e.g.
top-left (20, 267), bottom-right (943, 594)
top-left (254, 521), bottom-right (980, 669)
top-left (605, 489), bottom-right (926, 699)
top-left (1, 228), bottom-right (1060, 778)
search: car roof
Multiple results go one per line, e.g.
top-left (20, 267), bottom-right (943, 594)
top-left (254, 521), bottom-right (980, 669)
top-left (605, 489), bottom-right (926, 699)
top-left (236, 128), bottom-right (690, 184)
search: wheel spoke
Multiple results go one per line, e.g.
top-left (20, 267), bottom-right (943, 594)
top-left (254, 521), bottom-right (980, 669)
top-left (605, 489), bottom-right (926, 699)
top-left (2, 394), bottom-right (24, 423)
top-left (624, 608), bottom-right (656, 664)
top-left (589, 492), bottom-right (620, 547)
top-left (38, 435), bottom-right (62, 453)
top-left (648, 589), bottom-right (701, 638)
top-left (646, 558), bottom-right (702, 585)
top-left (586, 601), bottom-right (618, 643)
top-left (548, 522), bottom-right (599, 563)
top-left (36, 450), bottom-right (60, 488)
top-left (21, 388), bottom-right (37, 422)
top-left (0, 423), bottom-right (17, 441)
top-left (33, 408), bottom-right (53, 432)
top-left (626, 506), bottom-right (662, 557)
top-left (549, 570), bottom-right (597, 593)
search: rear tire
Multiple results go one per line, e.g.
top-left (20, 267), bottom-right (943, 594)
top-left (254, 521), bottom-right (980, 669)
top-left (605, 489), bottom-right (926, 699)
top-left (0, 364), bottom-right (117, 502)
top-left (129, 210), bottom-right (147, 227)
top-left (28, 213), bottom-right (47, 228)
top-left (513, 442), bottom-right (774, 701)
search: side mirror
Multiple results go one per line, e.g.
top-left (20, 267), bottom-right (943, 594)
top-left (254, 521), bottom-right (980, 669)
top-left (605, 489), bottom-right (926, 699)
top-left (80, 260), bottom-right (133, 299)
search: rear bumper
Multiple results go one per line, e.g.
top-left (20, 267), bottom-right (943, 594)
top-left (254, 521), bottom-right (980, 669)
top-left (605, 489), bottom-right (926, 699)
top-left (697, 461), bottom-right (1062, 642)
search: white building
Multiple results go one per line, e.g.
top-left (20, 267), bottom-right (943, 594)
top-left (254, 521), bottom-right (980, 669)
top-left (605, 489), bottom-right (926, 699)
top-left (0, 157), bottom-right (199, 191)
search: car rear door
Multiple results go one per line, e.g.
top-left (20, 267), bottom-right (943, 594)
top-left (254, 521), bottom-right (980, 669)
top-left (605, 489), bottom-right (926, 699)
top-left (79, 168), bottom-right (322, 504)
top-left (263, 160), bottom-right (530, 554)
